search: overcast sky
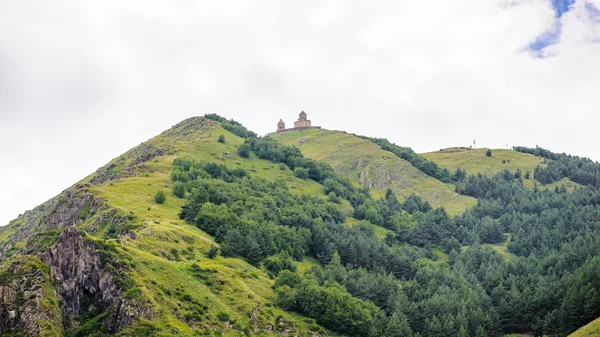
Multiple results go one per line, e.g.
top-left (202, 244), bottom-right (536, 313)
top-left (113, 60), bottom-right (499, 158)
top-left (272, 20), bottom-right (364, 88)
top-left (1, 0), bottom-right (599, 226)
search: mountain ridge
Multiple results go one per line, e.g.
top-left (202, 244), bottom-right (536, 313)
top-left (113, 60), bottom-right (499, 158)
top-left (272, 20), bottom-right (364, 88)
top-left (2, 115), bottom-right (600, 337)
top-left (1, 117), bottom-right (334, 336)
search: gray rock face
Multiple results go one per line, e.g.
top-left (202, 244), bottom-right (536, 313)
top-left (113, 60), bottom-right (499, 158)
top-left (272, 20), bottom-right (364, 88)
top-left (40, 227), bottom-right (153, 333)
top-left (0, 186), bottom-right (125, 260)
top-left (44, 190), bottom-right (95, 231)
top-left (90, 142), bottom-right (170, 185)
top-left (41, 227), bottom-right (120, 319)
top-left (0, 257), bottom-right (63, 336)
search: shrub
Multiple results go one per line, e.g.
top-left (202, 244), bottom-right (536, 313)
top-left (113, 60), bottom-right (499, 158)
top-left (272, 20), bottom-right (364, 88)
top-left (217, 312), bottom-right (230, 322)
top-left (237, 144), bottom-right (251, 158)
top-left (154, 190), bottom-right (166, 204)
top-left (170, 247), bottom-right (180, 260)
top-left (275, 285), bottom-right (297, 310)
top-left (514, 169), bottom-right (522, 179)
top-left (486, 149), bottom-right (492, 157)
top-left (294, 167), bottom-right (310, 179)
top-left (173, 182), bottom-right (186, 198)
top-left (218, 135), bottom-right (226, 143)
top-left (206, 244), bottom-right (220, 259)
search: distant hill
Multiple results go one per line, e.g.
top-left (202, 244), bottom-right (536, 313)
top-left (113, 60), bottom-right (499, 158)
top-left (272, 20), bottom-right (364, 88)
top-left (422, 147), bottom-right (581, 191)
top-left (273, 128), bottom-right (477, 215)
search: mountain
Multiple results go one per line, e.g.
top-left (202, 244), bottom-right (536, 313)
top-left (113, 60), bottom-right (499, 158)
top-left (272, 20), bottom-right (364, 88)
top-left (2, 115), bottom-right (600, 337)
top-left (0, 117), bottom-right (328, 336)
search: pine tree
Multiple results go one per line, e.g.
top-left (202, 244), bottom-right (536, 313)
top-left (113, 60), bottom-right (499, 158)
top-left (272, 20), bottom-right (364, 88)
top-left (385, 312), bottom-right (413, 337)
top-left (330, 251), bottom-right (342, 266)
top-left (245, 240), bottom-right (263, 266)
top-left (458, 325), bottom-right (469, 337)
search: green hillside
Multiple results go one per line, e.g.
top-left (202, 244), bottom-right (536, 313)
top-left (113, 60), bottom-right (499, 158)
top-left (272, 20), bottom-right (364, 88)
top-left (273, 129), bottom-right (476, 215)
top-left (0, 117), bottom-right (334, 336)
top-left (3, 116), bottom-right (600, 337)
top-left (421, 147), bottom-right (544, 176)
top-left (569, 317), bottom-right (600, 337)
top-left (422, 147), bottom-right (580, 190)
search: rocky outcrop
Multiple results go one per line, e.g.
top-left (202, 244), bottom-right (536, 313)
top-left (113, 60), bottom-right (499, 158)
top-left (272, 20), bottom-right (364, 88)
top-left (90, 142), bottom-right (169, 185)
top-left (106, 296), bottom-right (155, 332)
top-left (0, 256), bottom-right (63, 336)
top-left (0, 186), bottom-right (126, 260)
top-left (43, 189), bottom-right (96, 231)
top-left (41, 227), bottom-right (120, 319)
top-left (40, 227), bottom-right (153, 332)
top-left (1, 228), bottom-right (153, 336)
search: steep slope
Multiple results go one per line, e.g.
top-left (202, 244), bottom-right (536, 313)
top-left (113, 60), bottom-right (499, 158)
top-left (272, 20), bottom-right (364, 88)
top-left (4, 116), bottom-right (600, 337)
top-left (569, 317), bottom-right (600, 337)
top-left (421, 147), bottom-right (580, 190)
top-left (272, 128), bottom-right (476, 215)
top-left (0, 256), bottom-right (62, 336)
top-left (0, 117), bottom-right (333, 336)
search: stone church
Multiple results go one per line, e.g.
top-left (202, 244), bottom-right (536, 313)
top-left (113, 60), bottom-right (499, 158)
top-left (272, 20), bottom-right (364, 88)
top-left (276, 111), bottom-right (321, 133)
top-left (294, 111), bottom-right (311, 128)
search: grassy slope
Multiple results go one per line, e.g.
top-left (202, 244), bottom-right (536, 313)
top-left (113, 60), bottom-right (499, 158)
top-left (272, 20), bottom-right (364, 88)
top-left (273, 129), bottom-right (476, 215)
top-left (0, 118), bottom-right (335, 336)
top-left (88, 121), bottom-right (335, 336)
top-left (569, 317), bottom-right (600, 337)
top-left (421, 147), bottom-right (580, 191)
top-left (421, 148), bottom-right (545, 176)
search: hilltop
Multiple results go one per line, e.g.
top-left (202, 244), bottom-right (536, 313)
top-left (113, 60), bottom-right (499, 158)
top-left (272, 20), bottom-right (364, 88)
top-left (2, 114), bottom-right (600, 337)
top-left (422, 147), bottom-right (580, 191)
top-left (273, 128), bottom-right (476, 215)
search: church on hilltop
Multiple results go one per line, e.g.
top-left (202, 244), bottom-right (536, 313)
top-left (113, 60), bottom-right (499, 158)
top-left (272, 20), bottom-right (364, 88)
top-left (276, 111), bottom-right (321, 133)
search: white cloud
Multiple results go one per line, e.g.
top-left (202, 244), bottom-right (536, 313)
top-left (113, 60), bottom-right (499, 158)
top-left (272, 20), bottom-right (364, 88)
top-left (1, 0), bottom-right (599, 225)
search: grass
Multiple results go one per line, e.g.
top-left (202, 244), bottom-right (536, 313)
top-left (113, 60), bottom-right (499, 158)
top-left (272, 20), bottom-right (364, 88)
top-left (491, 245), bottom-right (513, 260)
top-left (421, 147), bottom-right (545, 176)
top-left (569, 317), bottom-right (600, 337)
top-left (297, 256), bottom-right (321, 275)
top-left (273, 129), bottom-right (477, 215)
top-left (460, 237), bottom-right (515, 262)
top-left (421, 147), bottom-right (580, 191)
top-left (431, 246), bottom-right (449, 262)
top-left (343, 216), bottom-right (392, 240)
top-left (523, 177), bottom-right (580, 192)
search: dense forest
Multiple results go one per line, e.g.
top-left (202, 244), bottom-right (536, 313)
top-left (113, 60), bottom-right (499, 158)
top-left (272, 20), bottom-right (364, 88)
top-left (191, 115), bottom-right (600, 336)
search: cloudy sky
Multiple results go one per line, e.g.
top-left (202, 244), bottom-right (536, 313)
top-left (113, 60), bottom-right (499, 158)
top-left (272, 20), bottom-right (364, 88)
top-left (1, 0), bottom-right (599, 226)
